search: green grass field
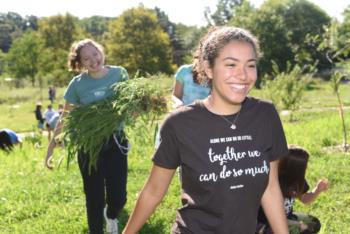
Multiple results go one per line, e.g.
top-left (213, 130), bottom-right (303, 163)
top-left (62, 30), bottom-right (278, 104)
top-left (0, 79), bottom-right (349, 233)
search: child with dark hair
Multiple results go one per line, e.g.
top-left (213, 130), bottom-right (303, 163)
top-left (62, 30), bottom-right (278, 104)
top-left (0, 129), bottom-right (22, 152)
top-left (257, 145), bottom-right (329, 234)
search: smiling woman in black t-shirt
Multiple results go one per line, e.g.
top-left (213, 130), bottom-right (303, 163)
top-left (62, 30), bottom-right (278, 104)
top-left (123, 26), bottom-right (289, 234)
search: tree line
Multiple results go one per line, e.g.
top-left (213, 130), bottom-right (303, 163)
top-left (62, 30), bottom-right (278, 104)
top-left (0, 0), bottom-right (349, 87)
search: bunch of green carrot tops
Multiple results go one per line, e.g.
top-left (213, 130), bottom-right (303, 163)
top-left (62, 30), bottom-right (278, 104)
top-left (61, 77), bottom-right (168, 170)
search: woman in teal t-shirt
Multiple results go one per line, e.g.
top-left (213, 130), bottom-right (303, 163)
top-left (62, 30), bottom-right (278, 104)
top-left (45, 39), bottom-right (128, 234)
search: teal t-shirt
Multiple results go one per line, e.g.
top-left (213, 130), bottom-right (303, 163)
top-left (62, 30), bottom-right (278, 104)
top-left (175, 64), bottom-right (210, 105)
top-left (64, 65), bottom-right (129, 105)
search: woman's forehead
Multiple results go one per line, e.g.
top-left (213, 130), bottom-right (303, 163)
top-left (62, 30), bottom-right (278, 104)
top-left (81, 44), bottom-right (98, 55)
top-left (217, 41), bottom-right (256, 60)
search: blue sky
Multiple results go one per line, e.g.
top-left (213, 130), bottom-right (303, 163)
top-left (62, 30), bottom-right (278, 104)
top-left (2, 0), bottom-right (349, 26)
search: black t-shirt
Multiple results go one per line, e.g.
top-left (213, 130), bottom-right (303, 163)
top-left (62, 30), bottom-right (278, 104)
top-left (153, 97), bottom-right (288, 234)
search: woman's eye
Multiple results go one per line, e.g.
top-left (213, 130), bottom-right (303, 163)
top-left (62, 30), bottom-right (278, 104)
top-left (227, 64), bottom-right (236, 67)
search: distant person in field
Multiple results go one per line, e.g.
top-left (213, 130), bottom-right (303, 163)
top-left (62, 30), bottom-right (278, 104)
top-left (171, 27), bottom-right (221, 109)
top-left (44, 104), bottom-right (56, 140)
top-left (48, 86), bottom-right (56, 103)
top-left (34, 103), bottom-right (44, 130)
top-left (0, 128), bottom-right (22, 152)
top-left (171, 64), bottom-right (210, 108)
top-left (256, 145), bottom-right (329, 234)
top-left (155, 30), bottom-right (214, 148)
top-left (123, 26), bottom-right (289, 234)
top-left (45, 39), bottom-right (129, 234)
top-left (46, 104), bottom-right (63, 141)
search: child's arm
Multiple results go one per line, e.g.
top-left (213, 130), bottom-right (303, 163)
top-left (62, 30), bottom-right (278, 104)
top-left (300, 178), bottom-right (329, 204)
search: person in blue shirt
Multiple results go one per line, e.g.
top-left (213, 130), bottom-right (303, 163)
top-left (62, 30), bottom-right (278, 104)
top-left (45, 39), bottom-right (129, 234)
top-left (155, 64), bottom-right (211, 148)
top-left (171, 28), bottom-right (220, 109)
top-left (47, 104), bottom-right (64, 134)
top-left (172, 64), bottom-right (210, 108)
top-left (0, 128), bottom-right (22, 152)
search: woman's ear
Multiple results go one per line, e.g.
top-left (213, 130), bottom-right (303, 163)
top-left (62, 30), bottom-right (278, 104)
top-left (204, 61), bottom-right (213, 80)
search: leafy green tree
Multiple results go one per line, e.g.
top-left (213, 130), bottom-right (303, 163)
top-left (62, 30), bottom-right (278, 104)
top-left (22, 15), bottom-right (38, 31)
top-left (0, 50), bottom-right (6, 74)
top-left (330, 71), bottom-right (348, 152)
top-left (318, 14), bottom-right (349, 151)
top-left (338, 5), bottom-right (350, 59)
top-left (38, 13), bottom-right (85, 50)
top-left (5, 31), bottom-right (42, 86)
top-left (229, 0), bottom-right (331, 79)
top-left (205, 0), bottom-right (244, 26)
top-left (154, 7), bottom-right (185, 66)
top-left (0, 12), bottom-right (25, 52)
top-left (4, 12), bottom-right (23, 28)
top-left (229, 0), bottom-right (293, 81)
top-left (175, 24), bottom-right (208, 64)
top-left (37, 14), bottom-right (87, 85)
top-left (37, 47), bottom-right (73, 86)
top-left (0, 22), bottom-right (12, 52)
top-left (228, 0), bottom-right (255, 27)
top-left (79, 16), bottom-right (113, 41)
top-left (106, 7), bottom-right (174, 76)
top-left (263, 62), bottom-right (308, 121)
top-left (283, 0), bottom-right (331, 72)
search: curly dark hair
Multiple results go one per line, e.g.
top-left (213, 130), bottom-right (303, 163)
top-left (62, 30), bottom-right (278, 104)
top-left (67, 39), bottom-right (105, 72)
top-left (192, 26), bottom-right (261, 88)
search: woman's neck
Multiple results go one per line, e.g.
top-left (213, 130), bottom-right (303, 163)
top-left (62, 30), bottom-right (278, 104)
top-left (88, 66), bottom-right (108, 79)
top-left (204, 95), bottom-right (241, 115)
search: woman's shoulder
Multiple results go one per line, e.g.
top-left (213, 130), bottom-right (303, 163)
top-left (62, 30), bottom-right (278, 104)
top-left (163, 102), bottom-right (201, 125)
top-left (180, 64), bottom-right (192, 71)
top-left (177, 64), bottom-right (192, 71)
top-left (244, 96), bottom-right (276, 112)
top-left (175, 64), bottom-right (192, 77)
top-left (69, 72), bottom-right (86, 83)
top-left (106, 65), bottom-right (129, 80)
top-left (107, 65), bottom-right (127, 73)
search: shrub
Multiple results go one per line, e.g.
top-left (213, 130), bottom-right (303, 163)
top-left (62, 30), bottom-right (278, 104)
top-left (263, 62), bottom-right (309, 121)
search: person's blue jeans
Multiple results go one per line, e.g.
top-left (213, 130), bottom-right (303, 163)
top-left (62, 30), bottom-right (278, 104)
top-left (78, 133), bottom-right (128, 234)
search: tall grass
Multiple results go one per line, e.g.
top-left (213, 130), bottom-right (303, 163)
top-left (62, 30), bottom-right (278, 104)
top-left (0, 79), bottom-right (349, 233)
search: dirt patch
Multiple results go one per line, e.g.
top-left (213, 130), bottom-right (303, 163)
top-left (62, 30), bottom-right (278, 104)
top-left (322, 144), bottom-right (349, 154)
